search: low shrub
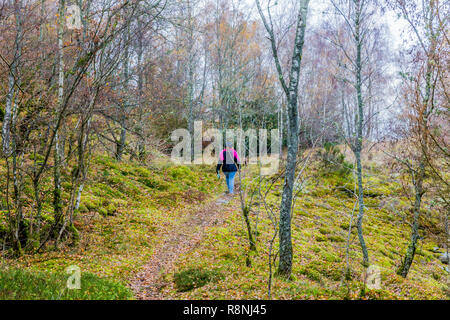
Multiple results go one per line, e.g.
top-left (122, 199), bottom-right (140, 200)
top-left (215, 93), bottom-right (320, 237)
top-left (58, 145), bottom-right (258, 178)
top-left (173, 267), bottom-right (223, 292)
top-left (317, 143), bottom-right (353, 178)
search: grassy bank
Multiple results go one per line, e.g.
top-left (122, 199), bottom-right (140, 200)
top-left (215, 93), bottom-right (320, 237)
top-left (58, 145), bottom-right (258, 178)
top-left (0, 155), bottom-right (220, 299)
top-left (0, 266), bottom-right (133, 300)
top-left (1, 151), bottom-right (448, 300)
top-left (159, 157), bottom-right (449, 300)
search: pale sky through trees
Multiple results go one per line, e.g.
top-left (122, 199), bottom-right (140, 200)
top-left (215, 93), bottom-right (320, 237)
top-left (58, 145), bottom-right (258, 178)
top-left (242, 0), bottom-right (411, 52)
top-left (239, 0), bottom-right (412, 133)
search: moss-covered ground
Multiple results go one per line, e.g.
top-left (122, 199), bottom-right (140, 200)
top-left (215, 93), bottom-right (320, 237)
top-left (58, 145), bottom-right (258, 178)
top-left (0, 151), bottom-right (448, 300)
top-left (159, 158), bottom-right (449, 300)
top-left (0, 155), bottom-right (220, 299)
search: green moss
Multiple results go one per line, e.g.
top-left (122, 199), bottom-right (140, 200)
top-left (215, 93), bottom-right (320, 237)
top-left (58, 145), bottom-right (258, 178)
top-left (83, 200), bottom-right (95, 210)
top-left (0, 266), bottom-right (133, 300)
top-left (133, 167), bottom-right (152, 177)
top-left (98, 208), bottom-right (108, 216)
top-left (315, 234), bottom-right (327, 242)
top-left (82, 198), bottom-right (100, 211)
top-left (299, 267), bottom-right (322, 282)
top-left (319, 227), bottom-right (331, 235)
top-left (311, 246), bottom-right (321, 253)
top-left (297, 209), bottom-right (310, 217)
top-left (321, 251), bottom-right (340, 263)
top-left (173, 267), bottom-right (223, 292)
top-left (328, 234), bottom-right (345, 243)
top-left (168, 166), bottom-right (193, 179)
top-left (303, 260), bottom-right (343, 282)
top-left (77, 204), bottom-right (88, 213)
top-left (62, 182), bottom-right (72, 190)
top-left (2, 150), bottom-right (446, 300)
top-left (339, 222), bottom-right (352, 230)
top-left (106, 204), bottom-right (117, 215)
top-left (138, 177), bottom-right (169, 191)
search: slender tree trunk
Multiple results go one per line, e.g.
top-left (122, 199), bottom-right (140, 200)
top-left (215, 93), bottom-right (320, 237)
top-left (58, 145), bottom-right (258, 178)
top-left (187, 65), bottom-right (195, 161)
top-left (116, 16), bottom-right (130, 161)
top-left (10, 157), bottom-right (23, 254)
top-left (2, 75), bottom-right (16, 157)
top-left (75, 115), bottom-right (92, 212)
top-left (256, 0), bottom-right (310, 278)
top-left (73, 0), bottom-right (92, 212)
top-left (136, 17), bottom-right (145, 162)
top-left (354, 0), bottom-right (369, 267)
top-left (2, 0), bottom-right (23, 157)
top-left (355, 149), bottom-right (369, 266)
top-left (277, 0), bottom-right (310, 278)
top-left (3, 0), bottom-right (24, 254)
top-left (186, 0), bottom-right (196, 162)
top-left (58, 126), bottom-right (66, 167)
top-left (397, 3), bottom-right (436, 275)
top-left (53, 0), bottom-right (65, 238)
top-left (116, 117), bottom-right (127, 161)
top-left (397, 163), bottom-right (424, 277)
top-left (6, 31), bottom-right (21, 251)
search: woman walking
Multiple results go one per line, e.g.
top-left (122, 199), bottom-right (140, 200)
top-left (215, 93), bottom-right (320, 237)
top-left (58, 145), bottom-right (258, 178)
top-left (216, 142), bottom-right (240, 194)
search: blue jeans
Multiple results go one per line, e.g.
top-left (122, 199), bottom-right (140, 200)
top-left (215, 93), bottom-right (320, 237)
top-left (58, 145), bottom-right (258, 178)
top-left (224, 171), bottom-right (236, 194)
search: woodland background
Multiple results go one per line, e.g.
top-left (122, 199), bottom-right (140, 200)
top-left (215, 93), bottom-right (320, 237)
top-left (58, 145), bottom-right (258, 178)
top-left (0, 0), bottom-right (448, 300)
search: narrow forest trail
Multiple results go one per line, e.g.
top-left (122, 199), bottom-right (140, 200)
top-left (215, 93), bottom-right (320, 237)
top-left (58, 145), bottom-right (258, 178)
top-left (130, 192), bottom-right (236, 300)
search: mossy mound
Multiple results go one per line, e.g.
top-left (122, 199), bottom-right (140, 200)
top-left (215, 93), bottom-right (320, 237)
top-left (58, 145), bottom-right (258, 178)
top-left (174, 267), bottom-right (223, 292)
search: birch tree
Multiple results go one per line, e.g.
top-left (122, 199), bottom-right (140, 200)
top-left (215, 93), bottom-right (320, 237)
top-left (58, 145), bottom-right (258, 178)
top-left (1, 0), bottom-right (24, 253)
top-left (328, 0), bottom-right (377, 267)
top-left (1, 0), bottom-right (23, 157)
top-left (256, 0), bottom-right (310, 278)
top-left (53, 0), bottom-right (65, 232)
top-left (387, 0), bottom-right (448, 278)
